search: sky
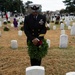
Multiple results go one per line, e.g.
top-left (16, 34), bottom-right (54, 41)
top-left (22, 0), bottom-right (66, 11)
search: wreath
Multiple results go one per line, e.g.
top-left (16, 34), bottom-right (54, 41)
top-left (4, 26), bottom-right (10, 31)
top-left (27, 39), bottom-right (48, 60)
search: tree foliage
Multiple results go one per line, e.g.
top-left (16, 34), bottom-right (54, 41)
top-left (63, 0), bottom-right (75, 13)
top-left (0, 0), bottom-right (25, 13)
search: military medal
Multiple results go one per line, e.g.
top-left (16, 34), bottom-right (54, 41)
top-left (39, 19), bottom-right (44, 25)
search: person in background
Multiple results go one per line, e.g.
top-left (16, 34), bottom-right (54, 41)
top-left (24, 4), bottom-right (48, 66)
top-left (5, 13), bottom-right (8, 21)
top-left (46, 11), bottom-right (51, 24)
top-left (13, 18), bottom-right (18, 30)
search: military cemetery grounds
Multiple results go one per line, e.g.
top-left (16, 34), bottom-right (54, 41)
top-left (0, 16), bottom-right (75, 75)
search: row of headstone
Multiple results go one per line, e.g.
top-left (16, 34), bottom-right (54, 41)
top-left (46, 22), bottom-right (73, 30)
top-left (0, 30), bottom-right (23, 37)
top-left (10, 35), bottom-right (68, 49)
top-left (11, 39), bottom-right (50, 49)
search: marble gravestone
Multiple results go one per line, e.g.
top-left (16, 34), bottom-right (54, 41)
top-left (11, 40), bottom-right (18, 49)
top-left (70, 23), bottom-right (75, 36)
top-left (65, 20), bottom-right (70, 26)
top-left (18, 22), bottom-right (20, 27)
top-left (22, 17), bottom-right (24, 22)
top-left (61, 30), bottom-right (65, 34)
top-left (65, 17), bottom-right (70, 26)
top-left (11, 23), bottom-right (14, 27)
top-left (53, 25), bottom-right (56, 30)
top-left (60, 23), bottom-right (64, 30)
top-left (7, 12), bottom-right (11, 18)
top-left (46, 39), bottom-right (50, 48)
top-left (66, 72), bottom-right (75, 75)
top-left (68, 26), bottom-right (71, 30)
top-left (26, 66), bottom-right (45, 75)
top-left (3, 19), bottom-right (7, 23)
top-left (59, 34), bottom-right (68, 48)
top-left (8, 18), bottom-right (11, 22)
top-left (60, 19), bottom-right (63, 23)
top-left (18, 30), bottom-right (22, 36)
top-left (46, 23), bottom-right (50, 28)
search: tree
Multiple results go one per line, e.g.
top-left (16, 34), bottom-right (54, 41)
top-left (63, 0), bottom-right (75, 13)
top-left (24, 1), bottom-right (33, 14)
top-left (0, 0), bottom-right (25, 13)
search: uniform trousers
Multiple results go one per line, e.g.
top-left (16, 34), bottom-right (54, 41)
top-left (30, 58), bottom-right (42, 66)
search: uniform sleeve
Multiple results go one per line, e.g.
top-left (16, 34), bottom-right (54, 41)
top-left (24, 16), bottom-right (35, 41)
top-left (39, 16), bottom-right (47, 37)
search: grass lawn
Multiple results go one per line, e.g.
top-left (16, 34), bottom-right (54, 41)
top-left (0, 21), bottom-right (75, 75)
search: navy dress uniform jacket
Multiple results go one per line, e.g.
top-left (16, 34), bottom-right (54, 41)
top-left (24, 14), bottom-right (47, 42)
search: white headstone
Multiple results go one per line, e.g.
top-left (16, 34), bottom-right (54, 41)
top-left (68, 26), bottom-right (71, 30)
top-left (0, 21), bottom-right (2, 27)
top-left (7, 12), bottom-right (10, 17)
top-left (18, 22), bottom-right (20, 27)
top-left (26, 66), bottom-right (45, 75)
top-left (60, 19), bottom-right (63, 23)
top-left (59, 34), bottom-right (68, 48)
top-left (46, 39), bottom-right (50, 48)
top-left (8, 18), bottom-right (10, 21)
top-left (46, 23), bottom-right (50, 28)
top-left (53, 25), bottom-right (56, 30)
top-left (3, 19), bottom-right (7, 22)
top-left (65, 20), bottom-right (70, 26)
top-left (70, 23), bottom-right (75, 35)
top-left (22, 18), bottom-right (24, 22)
top-left (60, 23), bottom-right (64, 30)
top-left (18, 30), bottom-right (22, 36)
top-left (11, 40), bottom-right (18, 49)
top-left (0, 31), bottom-right (1, 37)
top-left (66, 72), bottom-right (75, 75)
top-left (11, 23), bottom-right (14, 27)
top-left (61, 30), bottom-right (65, 34)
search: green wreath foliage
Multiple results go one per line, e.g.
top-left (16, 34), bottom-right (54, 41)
top-left (27, 39), bottom-right (48, 60)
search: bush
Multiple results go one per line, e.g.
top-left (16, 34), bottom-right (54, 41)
top-left (3, 22), bottom-right (7, 24)
top-left (4, 27), bottom-right (10, 31)
top-left (8, 21), bottom-right (11, 23)
top-left (20, 21), bottom-right (24, 25)
top-left (20, 26), bottom-right (24, 31)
